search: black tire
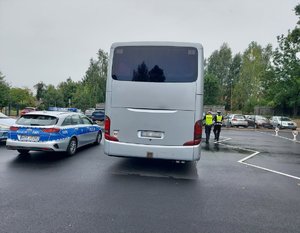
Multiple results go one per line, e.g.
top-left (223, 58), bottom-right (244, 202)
top-left (94, 131), bottom-right (102, 145)
top-left (66, 137), bottom-right (77, 156)
top-left (17, 149), bottom-right (30, 155)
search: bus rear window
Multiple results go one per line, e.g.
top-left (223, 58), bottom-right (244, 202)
top-left (112, 46), bottom-right (198, 83)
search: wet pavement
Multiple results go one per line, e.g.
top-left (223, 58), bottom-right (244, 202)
top-left (0, 128), bottom-right (299, 233)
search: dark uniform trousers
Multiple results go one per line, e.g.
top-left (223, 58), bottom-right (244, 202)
top-left (205, 124), bottom-right (213, 143)
top-left (213, 124), bottom-right (222, 141)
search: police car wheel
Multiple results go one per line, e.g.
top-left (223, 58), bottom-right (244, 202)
top-left (17, 149), bottom-right (30, 155)
top-left (94, 131), bottom-right (102, 145)
top-left (67, 137), bottom-right (77, 155)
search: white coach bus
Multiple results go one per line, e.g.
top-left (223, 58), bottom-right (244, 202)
top-left (104, 42), bottom-right (204, 161)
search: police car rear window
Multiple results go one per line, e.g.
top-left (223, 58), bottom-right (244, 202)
top-left (17, 115), bottom-right (58, 126)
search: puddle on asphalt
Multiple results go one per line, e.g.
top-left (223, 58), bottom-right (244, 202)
top-left (201, 143), bottom-right (249, 154)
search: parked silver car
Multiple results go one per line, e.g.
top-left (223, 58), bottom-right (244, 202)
top-left (226, 114), bottom-right (248, 128)
top-left (270, 116), bottom-right (297, 130)
top-left (245, 115), bottom-right (273, 128)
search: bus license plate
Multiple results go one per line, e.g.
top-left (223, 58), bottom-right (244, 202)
top-left (140, 131), bottom-right (163, 139)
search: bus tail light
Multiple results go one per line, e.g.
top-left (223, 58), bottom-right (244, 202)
top-left (183, 120), bottom-right (202, 146)
top-left (104, 116), bottom-right (119, 142)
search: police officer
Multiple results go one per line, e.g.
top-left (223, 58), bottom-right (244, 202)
top-left (213, 110), bottom-right (223, 141)
top-left (203, 111), bottom-right (213, 143)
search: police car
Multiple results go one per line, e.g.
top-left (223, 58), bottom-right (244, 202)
top-left (6, 111), bottom-right (102, 155)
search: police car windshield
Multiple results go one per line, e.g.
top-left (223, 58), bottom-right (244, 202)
top-left (17, 115), bottom-right (58, 126)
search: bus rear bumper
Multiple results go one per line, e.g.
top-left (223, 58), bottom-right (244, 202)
top-left (104, 140), bottom-right (201, 161)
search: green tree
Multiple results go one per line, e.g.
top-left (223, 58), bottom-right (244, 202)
top-left (34, 82), bottom-right (46, 101)
top-left (0, 71), bottom-right (10, 110)
top-left (227, 53), bottom-right (242, 110)
top-left (206, 43), bottom-right (232, 106)
top-left (58, 77), bottom-right (79, 107)
top-left (77, 49), bottom-right (108, 110)
top-left (73, 86), bottom-right (93, 111)
top-left (203, 73), bottom-right (220, 105)
top-left (9, 87), bottom-right (35, 109)
top-left (42, 85), bottom-right (64, 109)
top-left (232, 42), bottom-right (272, 112)
top-left (270, 4), bottom-right (300, 116)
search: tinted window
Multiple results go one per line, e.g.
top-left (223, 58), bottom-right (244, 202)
top-left (280, 117), bottom-right (291, 121)
top-left (17, 115), bottom-right (58, 126)
top-left (235, 115), bottom-right (245, 119)
top-left (112, 46), bottom-right (198, 83)
top-left (62, 116), bottom-right (72, 126)
top-left (71, 115), bottom-right (82, 125)
top-left (82, 117), bottom-right (93, 125)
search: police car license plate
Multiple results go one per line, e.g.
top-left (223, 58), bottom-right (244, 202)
top-left (19, 135), bottom-right (40, 142)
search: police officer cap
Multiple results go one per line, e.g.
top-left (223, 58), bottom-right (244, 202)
top-left (217, 110), bottom-right (221, 113)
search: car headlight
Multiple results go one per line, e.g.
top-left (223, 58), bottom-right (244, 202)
top-left (0, 124), bottom-right (10, 130)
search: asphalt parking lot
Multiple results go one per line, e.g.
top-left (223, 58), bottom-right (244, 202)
top-left (0, 128), bottom-right (299, 233)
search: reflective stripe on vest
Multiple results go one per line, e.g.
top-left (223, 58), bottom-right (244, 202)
top-left (206, 114), bottom-right (213, 125)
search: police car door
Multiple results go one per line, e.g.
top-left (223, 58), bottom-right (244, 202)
top-left (81, 116), bottom-right (97, 143)
top-left (71, 114), bottom-right (87, 146)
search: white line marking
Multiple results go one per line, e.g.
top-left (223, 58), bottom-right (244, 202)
top-left (215, 137), bottom-right (232, 143)
top-left (238, 151), bottom-right (260, 163)
top-left (259, 131), bottom-right (300, 143)
top-left (239, 161), bottom-right (300, 180)
top-left (216, 137), bottom-right (300, 181)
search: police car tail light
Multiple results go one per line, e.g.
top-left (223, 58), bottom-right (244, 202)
top-left (104, 116), bottom-right (119, 142)
top-left (10, 126), bottom-right (19, 131)
top-left (42, 128), bottom-right (60, 133)
top-left (183, 120), bottom-right (202, 146)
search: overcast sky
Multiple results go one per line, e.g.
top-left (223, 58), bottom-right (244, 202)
top-left (0, 0), bottom-right (299, 89)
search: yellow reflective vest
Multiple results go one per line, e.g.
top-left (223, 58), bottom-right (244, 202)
top-left (205, 114), bottom-right (213, 125)
top-left (216, 115), bottom-right (223, 123)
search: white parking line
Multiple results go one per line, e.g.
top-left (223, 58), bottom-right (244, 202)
top-left (259, 131), bottom-right (300, 143)
top-left (216, 137), bottom-right (300, 181)
top-left (239, 160), bottom-right (300, 180)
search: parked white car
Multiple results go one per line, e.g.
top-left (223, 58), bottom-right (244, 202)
top-left (270, 116), bottom-right (297, 130)
top-left (0, 113), bottom-right (16, 141)
top-left (84, 108), bottom-right (95, 118)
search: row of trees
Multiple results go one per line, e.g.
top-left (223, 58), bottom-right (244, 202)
top-left (0, 50), bottom-right (107, 112)
top-left (1, 4), bottom-right (299, 116)
top-left (204, 4), bottom-right (300, 116)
